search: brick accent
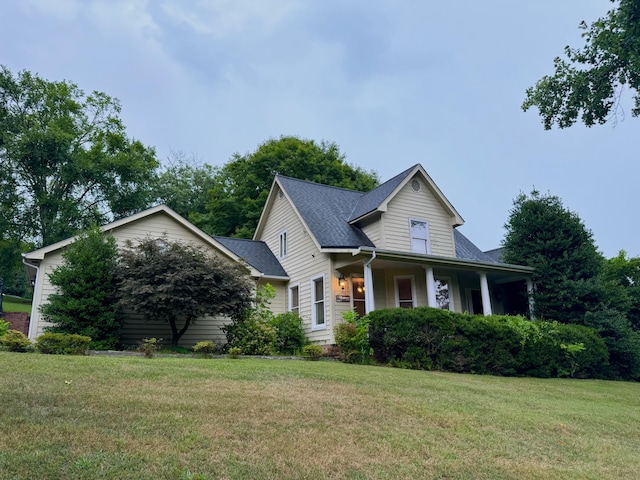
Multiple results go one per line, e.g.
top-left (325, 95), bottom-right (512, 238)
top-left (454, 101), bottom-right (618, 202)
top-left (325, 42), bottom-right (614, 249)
top-left (2, 312), bottom-right (30, 336)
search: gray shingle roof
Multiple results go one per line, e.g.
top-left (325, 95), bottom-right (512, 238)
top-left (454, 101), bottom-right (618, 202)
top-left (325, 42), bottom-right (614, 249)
top-left (213, 236), bottom-right (288, 277)
top-left (277, 176), bottom-right (375, 248)
top-left (454, 229), bottom-right (499, 263)
top-left (348, 164), bottom-right (416, 221)
top-left (483, 247), bottom-right (504, 263)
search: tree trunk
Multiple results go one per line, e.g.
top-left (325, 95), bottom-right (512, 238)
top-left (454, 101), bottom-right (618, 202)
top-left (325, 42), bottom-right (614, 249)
top-left (169, 317), bottom-right (192, 346)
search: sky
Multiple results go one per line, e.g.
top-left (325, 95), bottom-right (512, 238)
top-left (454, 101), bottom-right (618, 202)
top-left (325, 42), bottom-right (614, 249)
top-left (1, 0), bottom-right (637, 258)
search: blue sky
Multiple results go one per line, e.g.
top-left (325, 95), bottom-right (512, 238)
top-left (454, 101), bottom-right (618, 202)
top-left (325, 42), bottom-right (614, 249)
top-left (1, 1), bottom-right (637, 257)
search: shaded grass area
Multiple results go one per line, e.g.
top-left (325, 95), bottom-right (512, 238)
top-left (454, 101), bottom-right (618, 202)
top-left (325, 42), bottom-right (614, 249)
top-left (1, 353), bottom-right (639, 479)
top-left (1, 295), bottom-right (32, 313)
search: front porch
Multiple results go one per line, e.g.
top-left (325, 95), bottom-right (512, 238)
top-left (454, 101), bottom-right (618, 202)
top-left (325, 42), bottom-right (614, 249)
top-left (332, 248), bottom-right (534, 319)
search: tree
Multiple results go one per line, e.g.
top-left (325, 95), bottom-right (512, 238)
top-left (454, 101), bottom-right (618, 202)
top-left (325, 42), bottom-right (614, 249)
top-left (502, 190), bottom-right (604, 323)
top-left (40, 228), bottom-right (122, 349)
top-left (195, 136), bottom-right (379, 238)
top-left (117, 237), bottom-right (254, 346)
top-left (601, 250), bottom-right (640, 330)
top-left (0, 66), bottom-right (159, 248)
top-left (523, 0), bottom-right (640, 129)
top-left (151, 151), bottom-right (219, 224)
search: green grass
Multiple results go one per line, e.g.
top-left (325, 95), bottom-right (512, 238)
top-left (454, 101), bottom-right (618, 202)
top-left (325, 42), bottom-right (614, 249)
top-left (1, 353), bottom-right (639, 480)
top-left (2, 295), bottom-right (32, 313)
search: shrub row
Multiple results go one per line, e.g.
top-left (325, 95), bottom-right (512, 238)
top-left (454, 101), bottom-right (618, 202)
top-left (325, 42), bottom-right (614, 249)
top-left (368, 307), bottom-right (608, 378)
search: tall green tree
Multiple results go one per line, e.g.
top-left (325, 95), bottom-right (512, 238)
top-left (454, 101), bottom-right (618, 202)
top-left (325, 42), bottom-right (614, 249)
top-left (502, 190), bottom-right (604, 323)
top-left (117, 237), bottom-right (254, 346)
top-left (40, 228), bottom-right (122, 349)
top-left (195, 136), bottom-right (379, 238)
top-left (601, 250), bottom-right (640, 330)
top-left (0, 66), bottom-right (159, 248)
top-left (151, 151), bottom-right (219, 224)
top-left (523, 0), bottom-right (640, 129)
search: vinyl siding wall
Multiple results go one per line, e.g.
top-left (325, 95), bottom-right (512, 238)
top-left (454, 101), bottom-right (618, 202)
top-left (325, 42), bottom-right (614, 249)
top-left (258, 186), bottom-right (334, 344)
top-left (381, 176), bottom-right (456, 256)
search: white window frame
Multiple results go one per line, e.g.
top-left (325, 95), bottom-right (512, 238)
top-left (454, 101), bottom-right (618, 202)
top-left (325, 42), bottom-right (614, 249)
top-left (278, 230), bottom-right (288, 258)
top-left (435, 276), bottom-right (454, 311)
top-left (394, 275), bottom-right (417, 308)
top-left (288, 283), bottom-right (300, 315)
top-left (409, 218), bottom-right (431, 254)
top-left (311, 274), bottom-right (326, 330)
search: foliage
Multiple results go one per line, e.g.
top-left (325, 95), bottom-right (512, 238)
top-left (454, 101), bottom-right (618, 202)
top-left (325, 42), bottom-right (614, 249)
top-left (151, 151), bottom-right (218, 225)
top-left (0, 66), bottom-right (159, 248)
top-left (227, 346), bottom-right (242, 359)
top-left (118, 236), bottom-right (253, 346)
top-left (368, 307), bottom-right (609, 378)
top-left (502, 190), bottom-right (604, 323)
top-left (302, 344), bottom-right (323, 360)
top-left (137, 337), bottom-right (161, 358)
top-left (35, 332), bottom-right (91, 355)
top-left (0, 330), bottom-right (31, 352)
top-left (194, 136), bottom-right (379, 238)
top-left (600, 250), bottom-right (640, 330)
top-left (333, 309), bottom-right (371, 363)
top-left (222, 284), bottom-right (279, 355)
top-left (523, 0), bottom-right (640, 129)
top-left (0, 319), bottom-right (9, 337)
top-left (583, 309), bottom-right (640, 380)
top-left (0, 239), bottom-right (31, 297)
top-left (40, 228), bottom-right (122, 350)
top-left (269, 312), bottom-right (308, 354)
top-left (192, 341), bottom-right (218, 357)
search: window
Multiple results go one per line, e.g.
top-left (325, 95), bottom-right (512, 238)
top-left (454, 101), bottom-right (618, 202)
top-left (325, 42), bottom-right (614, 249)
top-left (311, 275), bottom-right (325, 329)
top-left (409, 219), bottom-right (430, 254)
top-left (435, 277), bottom-right (453, 311)
top-left (395, 276), bottom-right (415, 308)
top-left (289, 284), bottom-right (299, 315)
top-left (279, 230), bottom-right (288, 258)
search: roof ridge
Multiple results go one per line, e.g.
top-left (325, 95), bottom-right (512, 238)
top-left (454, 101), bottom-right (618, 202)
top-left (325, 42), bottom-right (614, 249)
top-left (276, 174), bottom-right (367, 195)
top-left (213, 236), bottom-right (266, 244)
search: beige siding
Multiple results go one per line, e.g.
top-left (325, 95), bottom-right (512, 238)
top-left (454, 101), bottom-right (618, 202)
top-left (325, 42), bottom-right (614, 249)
top-left (360, 217), bottom-right (381, 247)
top-left (381, 176), bottom-right (456, 256)
top-left (257, 186), bottom-right (334, 344)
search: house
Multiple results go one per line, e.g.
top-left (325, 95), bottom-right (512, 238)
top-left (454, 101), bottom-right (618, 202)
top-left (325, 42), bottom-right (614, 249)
top-left (24, 163), bottom-right (534, 346)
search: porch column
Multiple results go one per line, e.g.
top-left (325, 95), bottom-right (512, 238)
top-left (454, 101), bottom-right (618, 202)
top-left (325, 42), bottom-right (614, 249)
top-left (526, 277), bottom-right (535, 319)
top-left (425, 266), bottom-right (437, 308)
top-left (364, 256), bottom-right (375, 313)
top-left (479, 272), bottom-right (492, 316)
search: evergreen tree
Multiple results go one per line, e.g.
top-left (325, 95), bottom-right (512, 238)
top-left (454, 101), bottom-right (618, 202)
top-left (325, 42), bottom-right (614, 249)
top-left (502, 190), bottom-right (604, 323)
top-left (40, 228), bottom-right (122, 349)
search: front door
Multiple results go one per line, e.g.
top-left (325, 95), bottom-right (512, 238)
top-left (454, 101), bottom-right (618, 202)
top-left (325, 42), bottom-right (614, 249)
top-left (352, 277), bottom-right (366, 318)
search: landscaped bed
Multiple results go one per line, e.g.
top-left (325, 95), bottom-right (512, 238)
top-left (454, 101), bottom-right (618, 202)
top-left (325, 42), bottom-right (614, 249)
top-left (1, 352), bottom-right (639, 479)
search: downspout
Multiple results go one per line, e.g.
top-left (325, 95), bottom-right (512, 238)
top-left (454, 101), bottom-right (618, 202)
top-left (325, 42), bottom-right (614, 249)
top-left (21, 257), bottom-right (39, 340)
top-left (363, 251), bottom-right (376, 313)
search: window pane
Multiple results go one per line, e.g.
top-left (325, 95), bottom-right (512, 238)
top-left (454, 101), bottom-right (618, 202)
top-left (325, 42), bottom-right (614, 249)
top-left (397, 278), bottom-right (412, 302)
top-left (290, 286), bottom-right (299, 310)
top-left (411, 238), bottom-right (427, 254)
top-left (316, 303), bottom-right (325, 324)
top-left (314, 278), bottom-right (324, 301)
top-left (435, 279), bottom-right (450, 310)
top-left (410, 220), bottom-right (428, 239)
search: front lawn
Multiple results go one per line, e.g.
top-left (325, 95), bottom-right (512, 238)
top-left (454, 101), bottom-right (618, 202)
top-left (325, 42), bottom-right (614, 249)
top-left (1, 352), bottom-right (638, 479)
top-left (2, 295), bottom-right (32, 313)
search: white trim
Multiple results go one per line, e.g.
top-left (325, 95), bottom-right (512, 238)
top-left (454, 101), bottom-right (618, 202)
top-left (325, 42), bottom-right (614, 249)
top-left (408, 217), bottom-right (431, 255)
top-left (434, 276), bottom-right (454, 311)
top-left (394, 275), bottom-right (416, 308)
top-left (278, 229), bottom-right (288, 259)
top-left (288, 283), bottom-right (300, 314)
top-left (311, 274), bottom-right (326, 330)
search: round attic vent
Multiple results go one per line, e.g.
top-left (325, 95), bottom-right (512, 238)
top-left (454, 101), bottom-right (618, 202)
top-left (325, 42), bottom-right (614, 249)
top-left (411, 179), bottom-right (421, 192)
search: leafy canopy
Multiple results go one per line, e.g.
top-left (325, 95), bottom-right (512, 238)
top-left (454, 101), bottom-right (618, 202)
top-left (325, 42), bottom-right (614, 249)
top-left (0, 66), bottom-right (159, 248)
top-left (523, 0), bottom-right (640, 128)
top-left (194, 136), bottom-right (379, 238)
top-left (40, 228), bottom-right (122, 349)
top-left (117, 237), bottom-right (254, 346)
top-left (502, 190), bottom-right (604, 323)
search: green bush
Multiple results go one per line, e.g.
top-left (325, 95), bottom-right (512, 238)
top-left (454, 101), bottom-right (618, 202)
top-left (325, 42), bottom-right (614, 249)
top-left (137, 337), bottom-right (161, 358)
top-left (368, 307), bottom-right (608, 378)
top-left (35, 332), bottom-right (92, 355)
top-left (270, 312), bottom-right (308, 354)
top-left (302, 344), bottom-right (323, 360)
top-left (0, 329), bottom-right (32, 352)
top-left (224, 318), bottom-right (277, 355)
top-left (227, 347), bottom-right (242, 359)
top-left (0, 320), bottom-right (9, 338)
top-left (334, 310), bottom-right (371, 364)
top-left (192, 341), bottom-right (218, 357)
